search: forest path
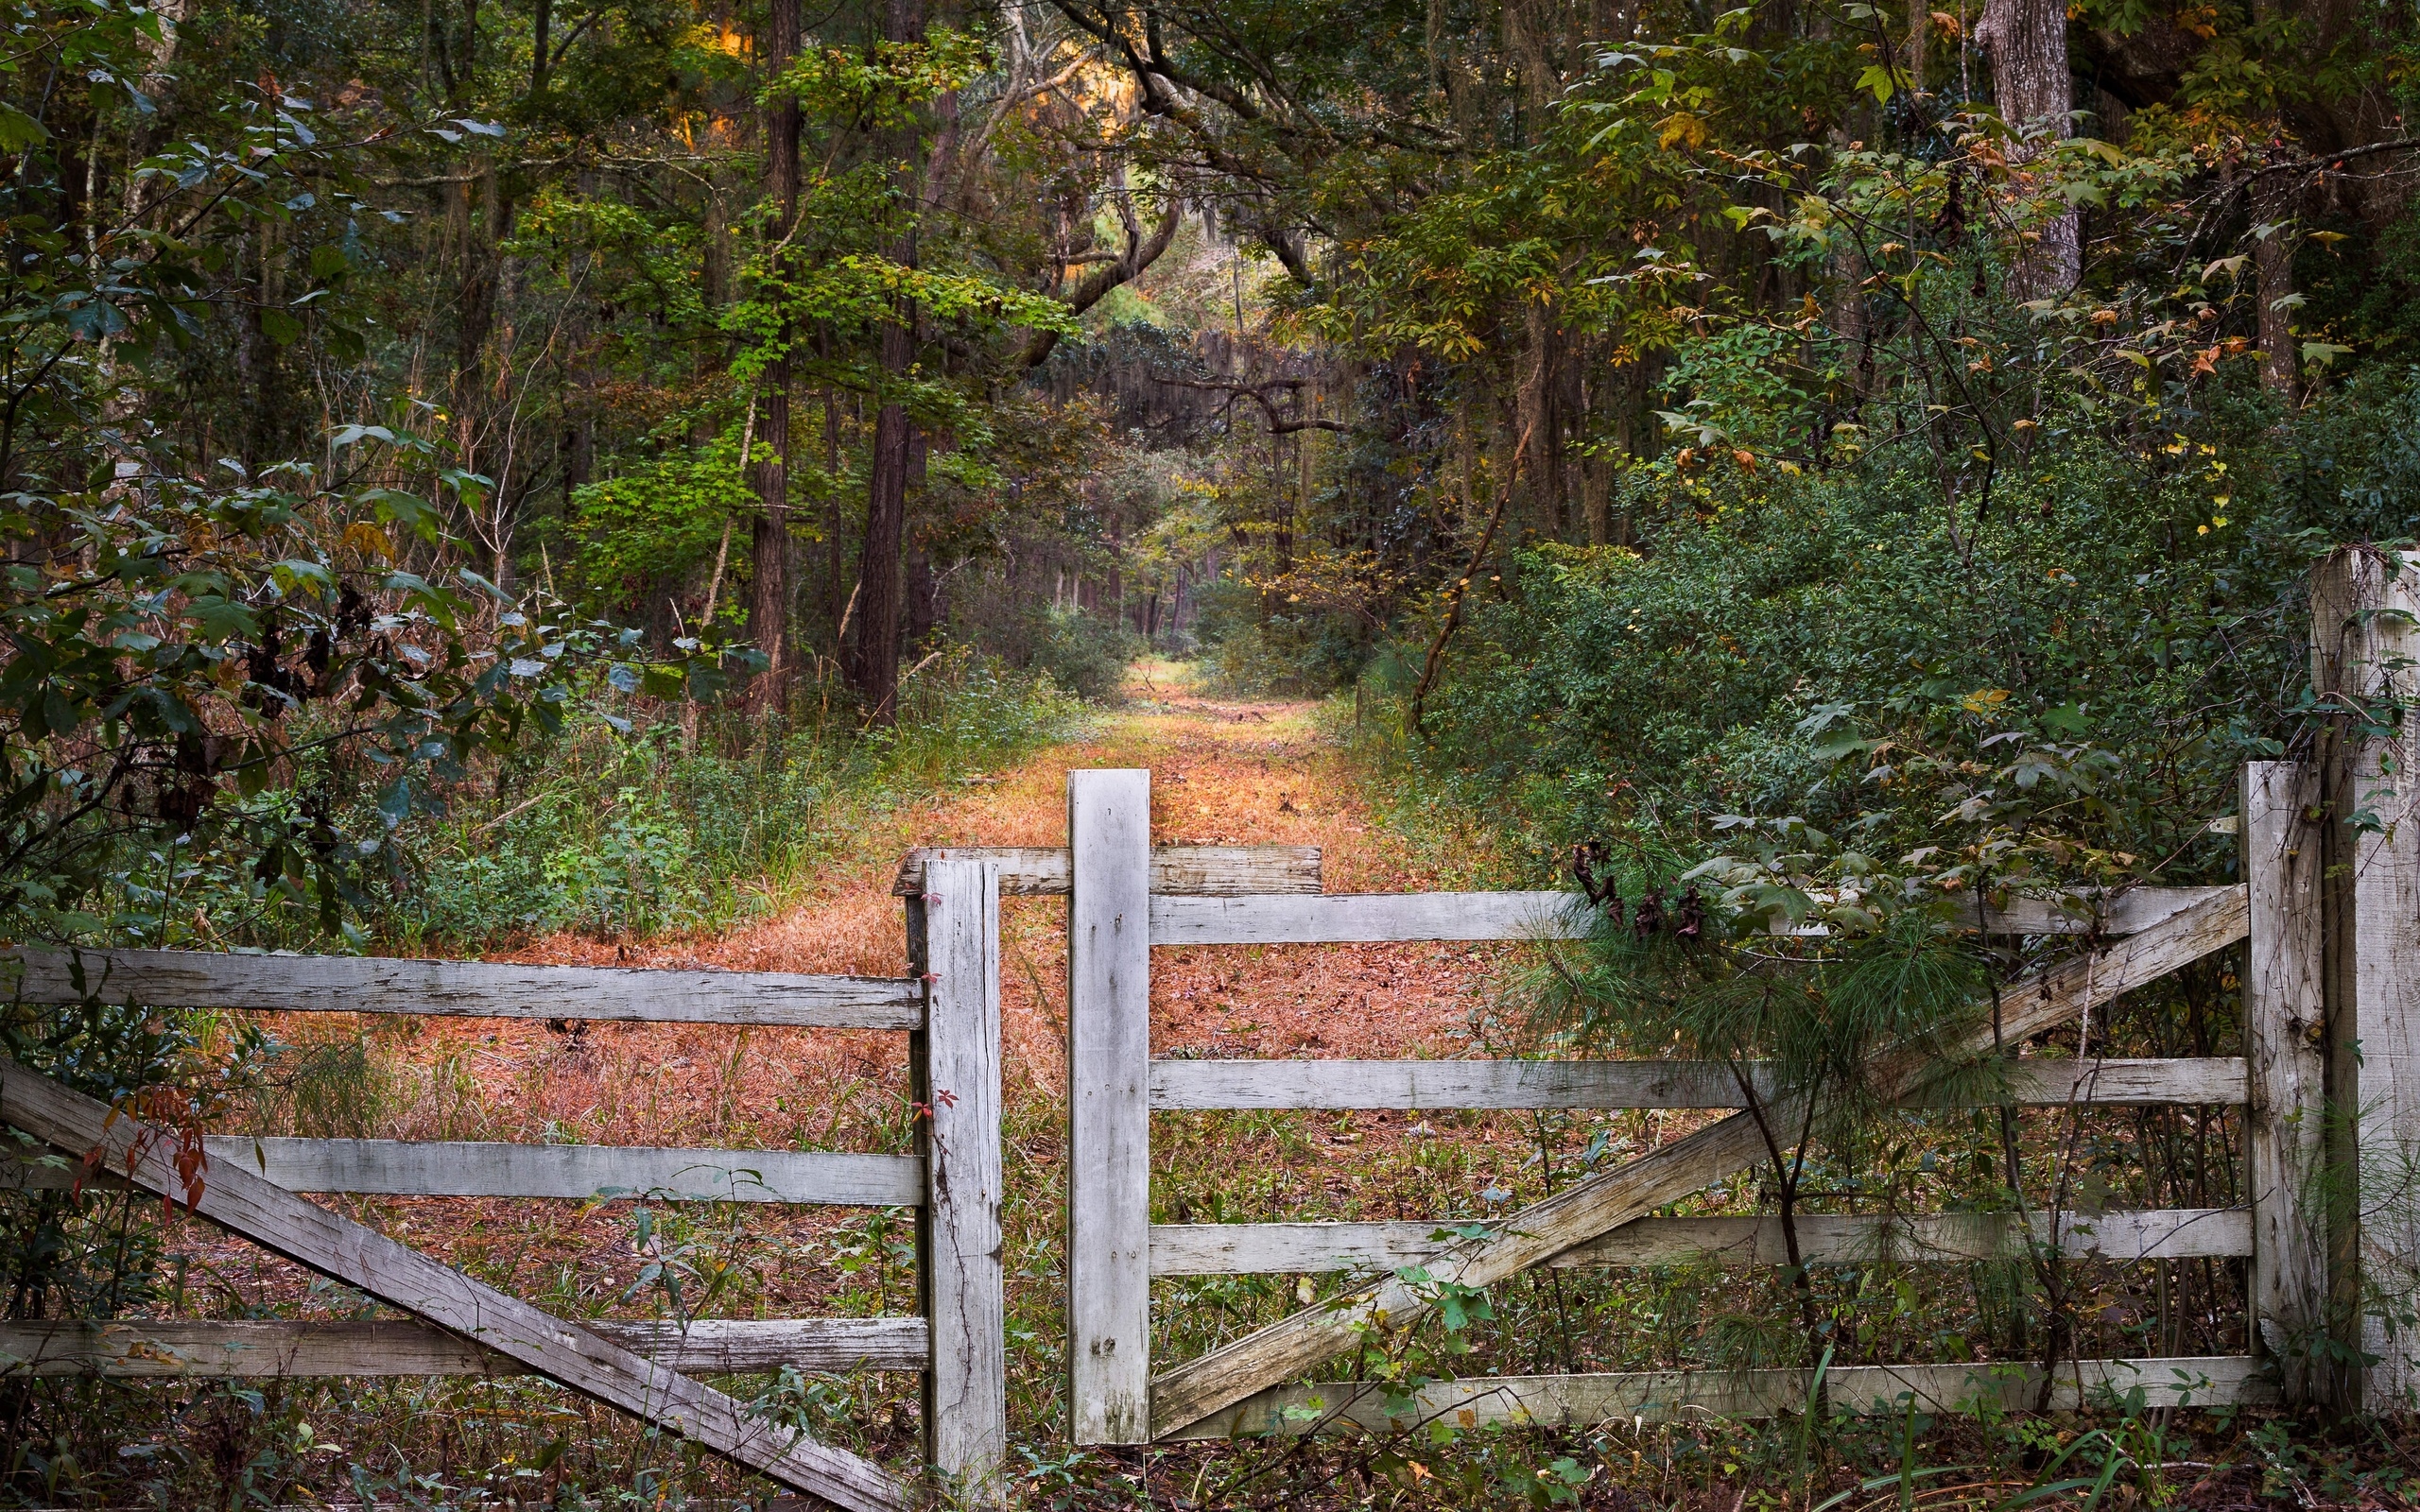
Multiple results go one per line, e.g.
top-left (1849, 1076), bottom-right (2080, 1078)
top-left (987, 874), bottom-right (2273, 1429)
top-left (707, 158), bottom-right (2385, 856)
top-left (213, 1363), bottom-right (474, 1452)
top-left (500, 657), bottom-right (1504, 1104)
top-left (225, 663), bottom-right (1526, 1349)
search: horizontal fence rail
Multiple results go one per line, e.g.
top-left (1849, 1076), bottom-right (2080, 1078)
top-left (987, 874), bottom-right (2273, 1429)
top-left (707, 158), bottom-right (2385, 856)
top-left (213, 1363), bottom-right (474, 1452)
top-left (1164, 1356), bottom-right (2271, 1440)
top-left (1152, 892), bottom-right (1582, 945)
top-left (1150, 1207), bottom-right (2253, 1276)
top-left (0, 1316), bottom-right (931, 1378)
top-left (186, 1139), bottom-right (925, 1206)
top-left (0, 949), bottom-right (923, 1028)
top-left (892, 845), bottom-right (1321, 899)
top-left (1150, 1057), bottom-right (2248, 1110)
top-left (1149, 886), bottom-right (2238, 948)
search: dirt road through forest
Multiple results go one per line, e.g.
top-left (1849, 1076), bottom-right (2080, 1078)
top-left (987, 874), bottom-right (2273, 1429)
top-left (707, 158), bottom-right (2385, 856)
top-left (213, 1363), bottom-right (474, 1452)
top-left (485, 662), bottom-right (1509, 1120)
top-left (214, 668), bottom-right (1524, 1333)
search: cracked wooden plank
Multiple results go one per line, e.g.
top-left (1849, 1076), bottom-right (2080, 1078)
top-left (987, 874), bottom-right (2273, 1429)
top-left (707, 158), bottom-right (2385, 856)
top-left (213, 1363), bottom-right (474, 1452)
top-left (1150, 1057), bottom-right (2246, 1110)
top-left (921, 858), bottom-right (1007, 1494)
top-left (1149, 1207), bottom-right (2253, 1275)
top-left (890, 845), bottom-right (1320, 898)
top-left (0, 949), bottom-right (921, 1029)
top-left (1165, 1356), bottom-right (2271, 1440)
top-left (0, 1317), bottom-right (929, 1377)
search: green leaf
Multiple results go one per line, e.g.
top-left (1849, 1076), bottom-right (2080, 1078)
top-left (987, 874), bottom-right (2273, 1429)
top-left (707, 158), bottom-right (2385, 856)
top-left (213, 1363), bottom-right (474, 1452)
top-left (0, 104), bottom-right (47, 151)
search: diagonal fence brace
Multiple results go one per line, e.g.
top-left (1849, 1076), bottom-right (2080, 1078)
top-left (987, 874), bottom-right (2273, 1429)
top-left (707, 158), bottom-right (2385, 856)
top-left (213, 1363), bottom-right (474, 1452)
top-left (0, 1060), bottom-right (907, 1512)
top-left (1150, 885), bottom-right (2253, 1437)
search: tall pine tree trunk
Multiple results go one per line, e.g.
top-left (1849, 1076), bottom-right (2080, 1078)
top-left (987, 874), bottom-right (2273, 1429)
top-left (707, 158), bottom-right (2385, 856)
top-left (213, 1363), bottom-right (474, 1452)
top-left (852, 0), bottom-right (925, 725)
top-left (750, 0), bottom-right (801, 710)
top-left (1977, 0), bottom-right (2078, 295)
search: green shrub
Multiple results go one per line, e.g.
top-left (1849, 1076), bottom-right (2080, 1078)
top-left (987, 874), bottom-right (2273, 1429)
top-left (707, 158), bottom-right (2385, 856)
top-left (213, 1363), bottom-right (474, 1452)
top-left (1008, 606), bottom-right (1140, 703)
top-left (389, 648), bottom-right (1078, 948)
top-left (1194, 576), bottom-right (1365, 696)
top-left (1394, 367), bottom-right (2420, 882)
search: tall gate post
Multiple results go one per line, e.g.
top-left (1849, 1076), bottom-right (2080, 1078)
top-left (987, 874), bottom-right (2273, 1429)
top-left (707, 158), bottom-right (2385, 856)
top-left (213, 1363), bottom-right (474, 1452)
top-left (1066, 769), bottom-right (1154, 1443)
top-left (2242, 760), bottom-right (2326, 1402)
top-left (2310, 547), bottom-right (2420, 1410)
top-left (916, 859), bottom-right (1008, 1496)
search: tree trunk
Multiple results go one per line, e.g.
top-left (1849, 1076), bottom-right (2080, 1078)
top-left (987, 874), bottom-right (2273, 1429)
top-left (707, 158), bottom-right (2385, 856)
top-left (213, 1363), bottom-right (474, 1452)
top-left (1976, 0), bottom-right (2077, 295)
top-left (749, 0), bottom-right (802, 710)
top-left (905, 429), bottom-right (939, 647)
top-left (1518, 302), bottom-right (1556, 540)
top-left (2254, 137), bottom-right (2298, 401)
top-left (823, 378), bottom-right (845, 644)
top-left (851, 0), bottom-right (925, 725)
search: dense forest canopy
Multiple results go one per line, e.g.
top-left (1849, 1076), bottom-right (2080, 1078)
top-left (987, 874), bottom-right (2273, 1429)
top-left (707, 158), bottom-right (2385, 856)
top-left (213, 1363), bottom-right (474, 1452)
top-left (0, 0), bottom-right (2412, 935)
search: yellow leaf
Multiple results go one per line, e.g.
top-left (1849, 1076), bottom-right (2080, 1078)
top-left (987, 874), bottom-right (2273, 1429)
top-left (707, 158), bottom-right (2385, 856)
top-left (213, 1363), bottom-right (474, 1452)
top-left (1657, 112), bottom-right (1707, 149)
top-left (342, 522), bottom-right (394, 563)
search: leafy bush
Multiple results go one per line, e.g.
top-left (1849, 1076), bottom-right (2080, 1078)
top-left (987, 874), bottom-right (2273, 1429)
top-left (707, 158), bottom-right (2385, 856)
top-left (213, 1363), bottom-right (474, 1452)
top-left (998, 606), bottom-right (1140, 704)
top-left (390, 648), bottom-right (1077, 947)
top-left (1194, 576), bottom-right (1364, 696)
top-left (1398, 366), bottom-right (2420, 886)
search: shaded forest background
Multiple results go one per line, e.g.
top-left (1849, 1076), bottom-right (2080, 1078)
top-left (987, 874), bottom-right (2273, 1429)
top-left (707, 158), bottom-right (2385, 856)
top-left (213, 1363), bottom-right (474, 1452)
top-left (8, 0), bottom-right (2416, 943)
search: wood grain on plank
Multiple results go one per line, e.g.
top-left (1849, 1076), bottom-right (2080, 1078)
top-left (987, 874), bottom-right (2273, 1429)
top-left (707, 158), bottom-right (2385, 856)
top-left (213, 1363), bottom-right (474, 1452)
top-left (1149, 1208), bottom-right (2253, 1275)
top-left (1150, 1057), bottom-right (2245, 1110)
top-left (921, 860), bottom-right (1008, 1491)
top-left (200, 1138), bottom-right (922, 1206)
top-left (1981, 886), bottom-right (2237, 936)
top-left (0, 1316), bottom-right (930, 1377)
top-left (1066, 771), bottom-right (1155, 1445)
top-left (2240, 761), bottom-right (2328, 1405)
top-left (1150, 892), bottom-right (1584, 946)
top-left (1146, 885), bottom-right (2232, 947)
top-left (890, 847), bottom-right (1321, 899)
top-left (0, 1060), bottom-right (907, 1512)
top-left (2310, 548), bottom-right (2420, 1408)
top-left (1164, 1357), bottom-right (2271, 1440)
top-left (0, 949), bottom-right (922, 1029)
top-left (1149, 885), bottom-right (2253, 1437)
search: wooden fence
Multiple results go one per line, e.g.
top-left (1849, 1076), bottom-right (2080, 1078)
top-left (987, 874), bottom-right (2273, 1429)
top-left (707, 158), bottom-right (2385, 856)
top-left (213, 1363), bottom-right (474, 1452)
top-left (1044, 754), bottom-right (2357, 1444)
top-left (9, 542), bottom-right (2420, 1489)
top-left (0, 856), bottom-right (1009, 1512)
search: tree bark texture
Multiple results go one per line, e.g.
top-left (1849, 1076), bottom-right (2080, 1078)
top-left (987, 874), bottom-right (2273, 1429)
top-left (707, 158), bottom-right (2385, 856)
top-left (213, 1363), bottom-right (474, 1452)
top-left (750, 0), bottom-right (803, 709)
top-left (1519, 301), bottom-right (1557, 540)
top-left (853, 0), bottom-right (926, 725)
top-left (2255, 148), bottom-right (2298, 400)
top-left (1977, 0), bottom-right (2078, 295)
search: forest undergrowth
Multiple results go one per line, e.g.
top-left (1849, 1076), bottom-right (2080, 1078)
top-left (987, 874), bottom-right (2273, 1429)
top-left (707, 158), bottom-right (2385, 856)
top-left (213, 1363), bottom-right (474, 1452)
top-left (11, 665), bottom-right (2401, 1509)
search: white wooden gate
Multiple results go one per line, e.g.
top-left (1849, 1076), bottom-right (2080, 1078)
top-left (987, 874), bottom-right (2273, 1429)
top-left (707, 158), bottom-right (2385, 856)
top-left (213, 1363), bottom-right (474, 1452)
top-left (0, 855), bottom-right (1008, 1510)
top-left (1054, 764), bottom-right (2342, 1443)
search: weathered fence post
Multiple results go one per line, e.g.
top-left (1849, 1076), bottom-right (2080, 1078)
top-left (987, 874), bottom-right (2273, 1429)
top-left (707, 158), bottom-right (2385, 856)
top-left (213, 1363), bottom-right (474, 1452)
top-left (2242, 760), bottom-right (2326, 1401)
top-left (919, 858), bottom-right (1008, 1494)
top-left (1066, 769), bottom-right (1153, 1444)
top-left (2310, 547), bottom-right (2420, 1410)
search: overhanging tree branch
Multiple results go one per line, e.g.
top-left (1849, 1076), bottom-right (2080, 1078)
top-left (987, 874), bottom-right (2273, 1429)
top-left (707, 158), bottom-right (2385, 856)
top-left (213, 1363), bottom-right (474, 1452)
top-left (1017, 193), bottom-right (1187, 369)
